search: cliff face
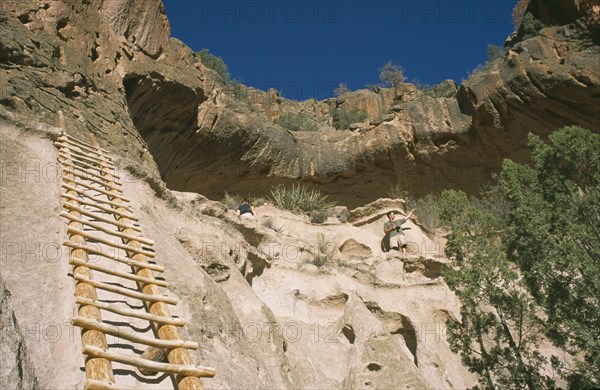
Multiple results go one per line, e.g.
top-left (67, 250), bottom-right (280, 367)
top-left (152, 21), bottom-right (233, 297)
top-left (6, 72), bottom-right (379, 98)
top-left (0, 0), bottom-right (595, 388)
top-left (2, 0), bottom-right (598, 207)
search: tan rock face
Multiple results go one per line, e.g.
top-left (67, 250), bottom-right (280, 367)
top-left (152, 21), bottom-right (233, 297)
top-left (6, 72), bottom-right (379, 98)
top-left (2, 0), bottom-right (598, 208)
top-left (98, 0), bottom-right (170, 58)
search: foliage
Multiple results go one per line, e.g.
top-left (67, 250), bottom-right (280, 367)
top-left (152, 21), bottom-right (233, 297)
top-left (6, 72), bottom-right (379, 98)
top-left (442, 126), bottom-right (600, 388)
top-left (274, 112), bottom-right (318, 132)
top-left (379, 61), bottom-right (406, 87)
top-left (222, 191), bottom-right (242, 210)
top-left (332, 108), bottom-right (368, 130)
top-left (312, 233), bottom-right (339, 267)
top-left (333, 82), bottom-right (350, 96)
top-left (411, 79), bottom-right (437, 97)
top-left (195, 49), bottom-right (231, 83)
top-left (412, 193), bottom-right (443, 233)
top-left (387, 183), bottom-right (411, 201)
top-left (229, 81), bottom-right (249, 103)
top-left (269, 184), bottom-right (336, 214)
top-left (498, 126), bottom-right (600, 387)
top-left (487, 44), bottom-right (504, 63)
top-left (387, 184), bottom-right (442, 233)
top-left (310, 210), bottom-right (328, 224)
top-left (521, 12), bottom-right (546, 37)
top-left (365, 84), bottom-right (383, 92)
top-left (440, 189), bottom-right (558, 389)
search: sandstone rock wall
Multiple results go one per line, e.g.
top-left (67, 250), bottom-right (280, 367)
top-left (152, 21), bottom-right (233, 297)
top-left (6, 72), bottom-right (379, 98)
top-left (2, 0), bottom-right (598, 208)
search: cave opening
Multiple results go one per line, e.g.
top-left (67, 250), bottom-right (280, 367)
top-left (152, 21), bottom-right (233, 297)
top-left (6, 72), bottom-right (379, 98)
top-left (123, 73), bottom-right (206, 191)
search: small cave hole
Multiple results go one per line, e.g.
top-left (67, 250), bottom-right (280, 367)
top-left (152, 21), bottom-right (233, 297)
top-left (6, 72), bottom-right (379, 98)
top-left (282, 339), bottom-right (288, 353)
top-left (18, 13), bottom-right (33, 24)
top-left (90, 47), bottom-right (99, 62)
top-left (367, 363), bottom-right (382, 372)
top-left (56, 17), bottom-right (68, 31)
top-left (341, 325), bottom-right (355, 344)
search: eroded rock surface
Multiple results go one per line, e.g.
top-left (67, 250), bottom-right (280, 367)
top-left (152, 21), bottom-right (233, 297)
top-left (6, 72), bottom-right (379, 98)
top-left (1, 0), bottom-right (598, 208)
top-left (0, 0), bottom-right (598, 387)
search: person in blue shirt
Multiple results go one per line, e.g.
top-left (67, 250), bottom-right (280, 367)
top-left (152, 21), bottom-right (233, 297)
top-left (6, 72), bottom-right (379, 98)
top-left (237, 198), bottom-right (258, 220)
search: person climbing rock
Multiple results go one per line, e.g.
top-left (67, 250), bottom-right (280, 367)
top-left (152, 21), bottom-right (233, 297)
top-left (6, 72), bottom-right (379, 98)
top-left (237, 198), bottom-right (258, 220)
top-left (383, 209), bottom-right (415, 254)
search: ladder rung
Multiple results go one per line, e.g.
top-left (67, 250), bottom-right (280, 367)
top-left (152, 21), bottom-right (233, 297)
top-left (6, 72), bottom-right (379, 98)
top-left (63, 241), bottom-right (163, 272)
top-left (73, 316), bottom-right (198, 349)
top-left (61, 191), bottom-right (136, 217)
top-left (59, 150), bottom-right (114, 170)
top-left (61, 212), bottom-right (154, 246)
top-left (61, 161), bottom-right (122, 183)
top-left (76, 297), bottom-right (184, 326)
top-left (62, 133), bottom-right (111, 154)
top-left (58, 156), bottom-right (120, 179)
top-left (73, 274), bottom-right (176, 304)
top-left (62, 203), bottom-right (141, 232)
top-left (56, 138), bottom-right (112, 160)
top-left (70, 258), bottom-right (166, 287)
top-left (67, 228), bottom-right (155, 258)
top-left (83, 346), bottom-right (215, 378)
top-left (64, 169), bottom-right (123, 193)
top-left (63, 180), bottom-right (131, 202)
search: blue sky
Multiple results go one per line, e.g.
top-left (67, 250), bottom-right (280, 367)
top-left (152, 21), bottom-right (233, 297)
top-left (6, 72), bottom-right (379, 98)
top-left (163, 0), bottom-right (518, 100)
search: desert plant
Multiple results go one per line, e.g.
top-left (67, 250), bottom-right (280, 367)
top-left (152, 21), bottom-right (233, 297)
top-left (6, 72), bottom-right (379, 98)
top-left (387, 183), bottom-right (411, 201)
top-left (274, 112), bottom-right (318, 132)
top-left (521, 12), bottom-right (546, 37)
top-left (412, 193), bottom-right (442, 233)
top-left (332, 108), bottom-right (368, 130)
top-left (195, 48), bottom-right (231, 83)
top-left (387, 184), bottom-right (443, 232)
top-left (379, 61), bottom-right (406, 87)
top-left (229, 81), bottom-right (249, 102)
top-left (312, 233), bottom-right (338, 267)
top-left (310, 210), bottom-right (328, 224)
top-left (333, 82), bottom-right (350, 96)
top-left (269, 184), bottom-right (336, 214)
top-left (222, 191), bottom-right (242, 210)
top-left (487, 44), bottom-right (504, 63)
top-left (253, 197), bottom-right (267, 207)
top-left (364, 84), bottom-right (383, 92)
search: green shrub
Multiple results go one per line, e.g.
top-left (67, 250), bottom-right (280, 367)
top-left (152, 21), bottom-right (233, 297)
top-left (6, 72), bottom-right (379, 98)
top-left (310, 210), bottom-right (328, 224)
top-left (222, 191), bottom-right (242, 210)
top-left (332, 108), bottom-right (368, 130)
top-left (274, 112), bottom-right (318, 132)
top-left (412, 193), bottom-right (442, 233)
top-left (521, 12), bottom-right (545, 36)
top-left (269, 184), bottom-right (336, 214)
top-left (253, 197), bottom-right (267, 207)
top-left (379, 61), bottom-right (406, 87)
top-left (486, 44), bottom-right (504, 63)
top-left (312, 233), bottom-right (338, 267)
top-left (387, 184), bottom-right (443, 233)
top-left (333, 83), bottom-right (350, 96)
top-left (365, 84), bottom-right (383, 93)
top-left (387, 183), bottom-right (411, 201)
top-left (195, 49), bottom-right (231, 83)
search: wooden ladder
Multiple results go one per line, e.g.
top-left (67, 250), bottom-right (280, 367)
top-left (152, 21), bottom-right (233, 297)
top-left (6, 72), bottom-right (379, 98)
top-left (55, 132), bottom-right (215, 390)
